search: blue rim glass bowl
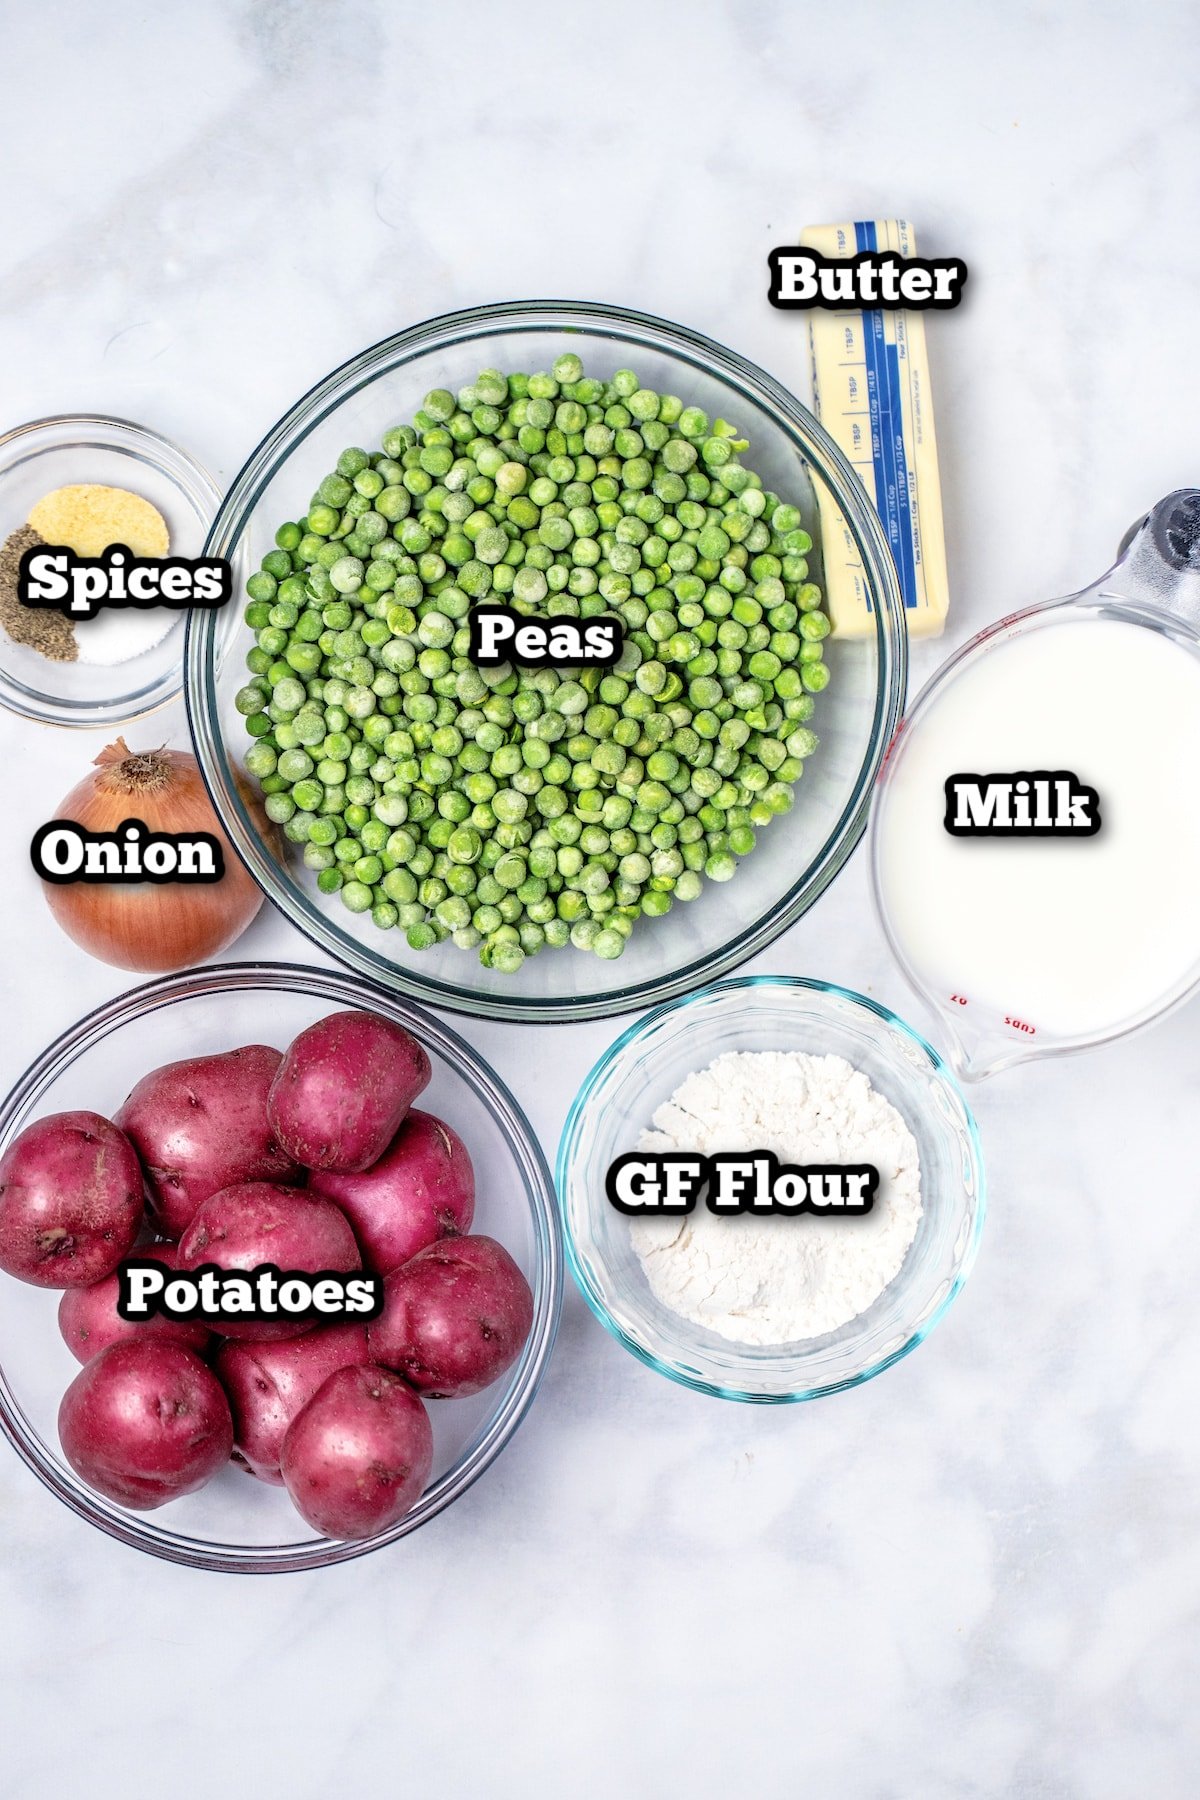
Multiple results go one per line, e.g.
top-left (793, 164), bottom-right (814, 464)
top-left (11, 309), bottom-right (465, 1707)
top-left (186, 300), bottom-right (906, 1023)
top-left (0, 962), bottom-right (562, 1572)
top-left (557, 976), bottom-right (985, 1403)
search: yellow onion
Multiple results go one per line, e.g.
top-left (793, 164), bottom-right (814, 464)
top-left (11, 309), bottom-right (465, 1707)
top-left (42, 738), bottom-right (263, 972)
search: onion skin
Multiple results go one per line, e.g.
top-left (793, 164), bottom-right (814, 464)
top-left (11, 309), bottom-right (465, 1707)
top-left (41, 739), bottom-right (262, 973)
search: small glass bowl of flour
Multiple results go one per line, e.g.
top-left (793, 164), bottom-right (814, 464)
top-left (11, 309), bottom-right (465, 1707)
top-left (558, 976), bottom-right (985, 1402)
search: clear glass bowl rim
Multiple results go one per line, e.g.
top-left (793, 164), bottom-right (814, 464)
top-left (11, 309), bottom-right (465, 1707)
top-left (185, 298), bottom-right (908, 1023)
top-left (0, 960), bottom-right (563, 1573)
top-left (0, 412), bottom-right (221, 729)
top-left (556, 973), bottom-right (986, 1403)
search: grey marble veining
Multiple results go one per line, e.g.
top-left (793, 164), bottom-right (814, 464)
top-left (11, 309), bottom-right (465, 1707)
top-left (1, 3), bottom-right (1198, 1795)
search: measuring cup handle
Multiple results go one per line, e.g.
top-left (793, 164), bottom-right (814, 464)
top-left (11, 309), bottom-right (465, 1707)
top-left (1094, 489), bottom-right (1200, 623)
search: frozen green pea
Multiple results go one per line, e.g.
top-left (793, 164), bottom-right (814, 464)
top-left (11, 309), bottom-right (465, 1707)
top-left (327, 556), bottom-right (363, 595)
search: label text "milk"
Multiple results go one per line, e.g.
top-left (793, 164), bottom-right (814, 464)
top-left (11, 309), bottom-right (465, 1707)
top-left (943, 771), bottom-right (1101, 838)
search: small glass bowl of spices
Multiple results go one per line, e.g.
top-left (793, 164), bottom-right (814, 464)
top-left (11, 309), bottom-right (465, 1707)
top-left (0, 415), bottom-right (219, 728)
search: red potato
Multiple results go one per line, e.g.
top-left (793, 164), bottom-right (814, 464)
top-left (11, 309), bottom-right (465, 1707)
top-left (58, 1339), bottom-right (233, 1510)
top-left (116, 1044), bottom-right (299, 1239)
top-left (0, 1110), bottom-right (144, 1288)
top-left (58, 1241), bottom-right (210, 1364)
top-left (215, 1322), bottom-right (370, 1485)
top-left (267, 1010), bottom-right (431, 1174)
top-left (176, 1180), bottom-right (361, 1342)
top-left (308, 1109), bottom-right (474, 1276)
top-left (368, 1235), bottom-right (534, 1398)
top-left (280, 1364), bottom-right (432, 1539)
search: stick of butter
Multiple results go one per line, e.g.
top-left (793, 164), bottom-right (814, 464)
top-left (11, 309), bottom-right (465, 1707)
top-left (801, 220), bottom-right (949, 638)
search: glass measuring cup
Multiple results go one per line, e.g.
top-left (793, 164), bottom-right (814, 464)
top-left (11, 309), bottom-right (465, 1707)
top-left (870, 490), bottom-right (1200, 1079)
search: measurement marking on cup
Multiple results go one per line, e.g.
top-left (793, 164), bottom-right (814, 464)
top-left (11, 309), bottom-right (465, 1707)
top-left (949, 994), bottom-right (1036, 1034)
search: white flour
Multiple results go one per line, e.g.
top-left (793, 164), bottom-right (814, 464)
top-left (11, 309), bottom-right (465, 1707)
top-left (630, 1050), bottom-right (922, 1345)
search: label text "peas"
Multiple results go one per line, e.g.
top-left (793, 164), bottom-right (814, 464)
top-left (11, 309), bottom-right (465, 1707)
top-left (468, 605), bottom-right (623, 668)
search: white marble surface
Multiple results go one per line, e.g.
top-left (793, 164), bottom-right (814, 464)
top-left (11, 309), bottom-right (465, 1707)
top-left (2, 3), bottom-right (1199, 1794)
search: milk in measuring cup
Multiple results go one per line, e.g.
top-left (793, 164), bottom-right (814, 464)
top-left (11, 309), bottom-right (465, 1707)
top-left (876, 616), bottom-right (1200, 1041)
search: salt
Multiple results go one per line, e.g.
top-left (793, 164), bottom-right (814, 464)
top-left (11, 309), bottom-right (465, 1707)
top-left (73, 608), bottom-right (179, 666)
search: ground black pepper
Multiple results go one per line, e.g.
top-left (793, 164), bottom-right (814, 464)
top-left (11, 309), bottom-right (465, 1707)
top-left (0, 525), bottom-right (77, 661)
